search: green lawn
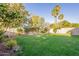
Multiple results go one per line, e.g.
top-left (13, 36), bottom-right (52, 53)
top-left (16, 34), bottom-right (79, 56)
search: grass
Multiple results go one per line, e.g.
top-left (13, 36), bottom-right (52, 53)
top-left (16, 34), bottom-right (79, 56)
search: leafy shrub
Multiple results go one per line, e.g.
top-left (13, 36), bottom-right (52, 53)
top-left (53, 28), bottom-right (57, 33)
top-left (0, 30), bottom-right (4, 35)
top-left (17, 28), bottom-right (24, 35)
top-left (0, 35), bottom-right (4, 42)
top-left (0, 30), bottom-right (4, 42)
top-left (41, 28), bottom-right (48, 33)
top-left (67, 31), bottom-right (72, 35)
top-left (5, 39), bottom-right (17, 50)
top-left (17, 28), bottom-right (23, 32)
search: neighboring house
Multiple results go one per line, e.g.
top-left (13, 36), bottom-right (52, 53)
top-left (48, 28), bottom-right (75, 34)
top-left (69, 28), bottom-right (79, 35)
top-left (56, 28), bottom-right (75, 34)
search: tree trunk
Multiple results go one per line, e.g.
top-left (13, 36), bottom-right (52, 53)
top-left (54, 16), bottom-right (58, 33)
top-left (55, 16), bottom-right (57, 25)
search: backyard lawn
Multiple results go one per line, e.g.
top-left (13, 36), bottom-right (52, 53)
top-left (16, 34), bottom-right (79, 56)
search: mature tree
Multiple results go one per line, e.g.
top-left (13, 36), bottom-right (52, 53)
top-left (0, 3), bottom-right (29, 31)
top-left (23, 15), bottom-right (45, 33)
top-left (51, 5), bottom-right (61, 25)
top-left (31, 16), bottom-right (45, 28)
top-left (51, 5), bottom-right (61, 33)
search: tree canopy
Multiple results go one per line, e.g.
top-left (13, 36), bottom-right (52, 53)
top-left (0, 3), bottom-right (29, 28)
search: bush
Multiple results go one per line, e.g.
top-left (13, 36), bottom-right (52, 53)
top-left (0, 30), bottom-right (4, 35)
top-left (0, 35), bottom-right (4, 42)
top-left (17, 28), bottom-right (24, 35)
top-left (5, 39), bottom-right (17, 50)
top-left (67, 31), bottom-right (72, 35)
top-left (41, 28), bottom-right (48, 33)
top-left (53, 28), bottom-right (57, 33)
top-left (0, 30), bottom-right (4, 42)
top-left (17, 28), bottom-right (23, 32)
top-left (24, 28), bottom-right (30, 33)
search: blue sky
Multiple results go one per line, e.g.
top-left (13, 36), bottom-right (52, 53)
top-left (24, 3), bottom-right (79, 24)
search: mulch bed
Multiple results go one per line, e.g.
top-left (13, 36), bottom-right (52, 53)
top-left (0, 42), bottom-right (16, 56)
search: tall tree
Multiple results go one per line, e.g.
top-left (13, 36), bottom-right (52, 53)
top-left (51, 5), bottom-right (61, 25)
top-left (51, 5), bottom-right (61, 33)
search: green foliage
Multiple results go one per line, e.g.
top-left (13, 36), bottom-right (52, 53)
top-left (5, 39), bottom-right (17, 49)
top-left (17, 28), bottom-right (24, 33)
top-left (52, 8), bottom-right (59, 17)
top-left (51, 24), bottom-right (58, 33)
top-left (67, 31), bottom-right (72, 35)
top-left (72, 23), bottom-right (79, 28)
top-left (0, 30), bottom-right (4, 42)
top-left (51, 5), bottom-right (61, 17)
top-left (31, 16), bottom-right (45, 28)
top-left (58, 20), bottom-right (72, 28)
top-left (0, 3), bottom-right (29, 28)
top-left (24, 28), bottom-right (29, 33)
top-left (24, 16), bottom-right (45, 33)
top-left (41, 28), bottom-right (48, 33)
top-left (51, 5), bottom-right (63, 33)
top-left (58, 14), bottom-right (64, 20)
top-left (17, 28), bottom-right (24, 35)
top-left (0, 35), bottom-right (4, 42)
top-left (58, 20), bottom-right (79, 28)
top-left (53, 27), bottom-right (58, 33)
top-left (0, 30), bottom-right (4, 35)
